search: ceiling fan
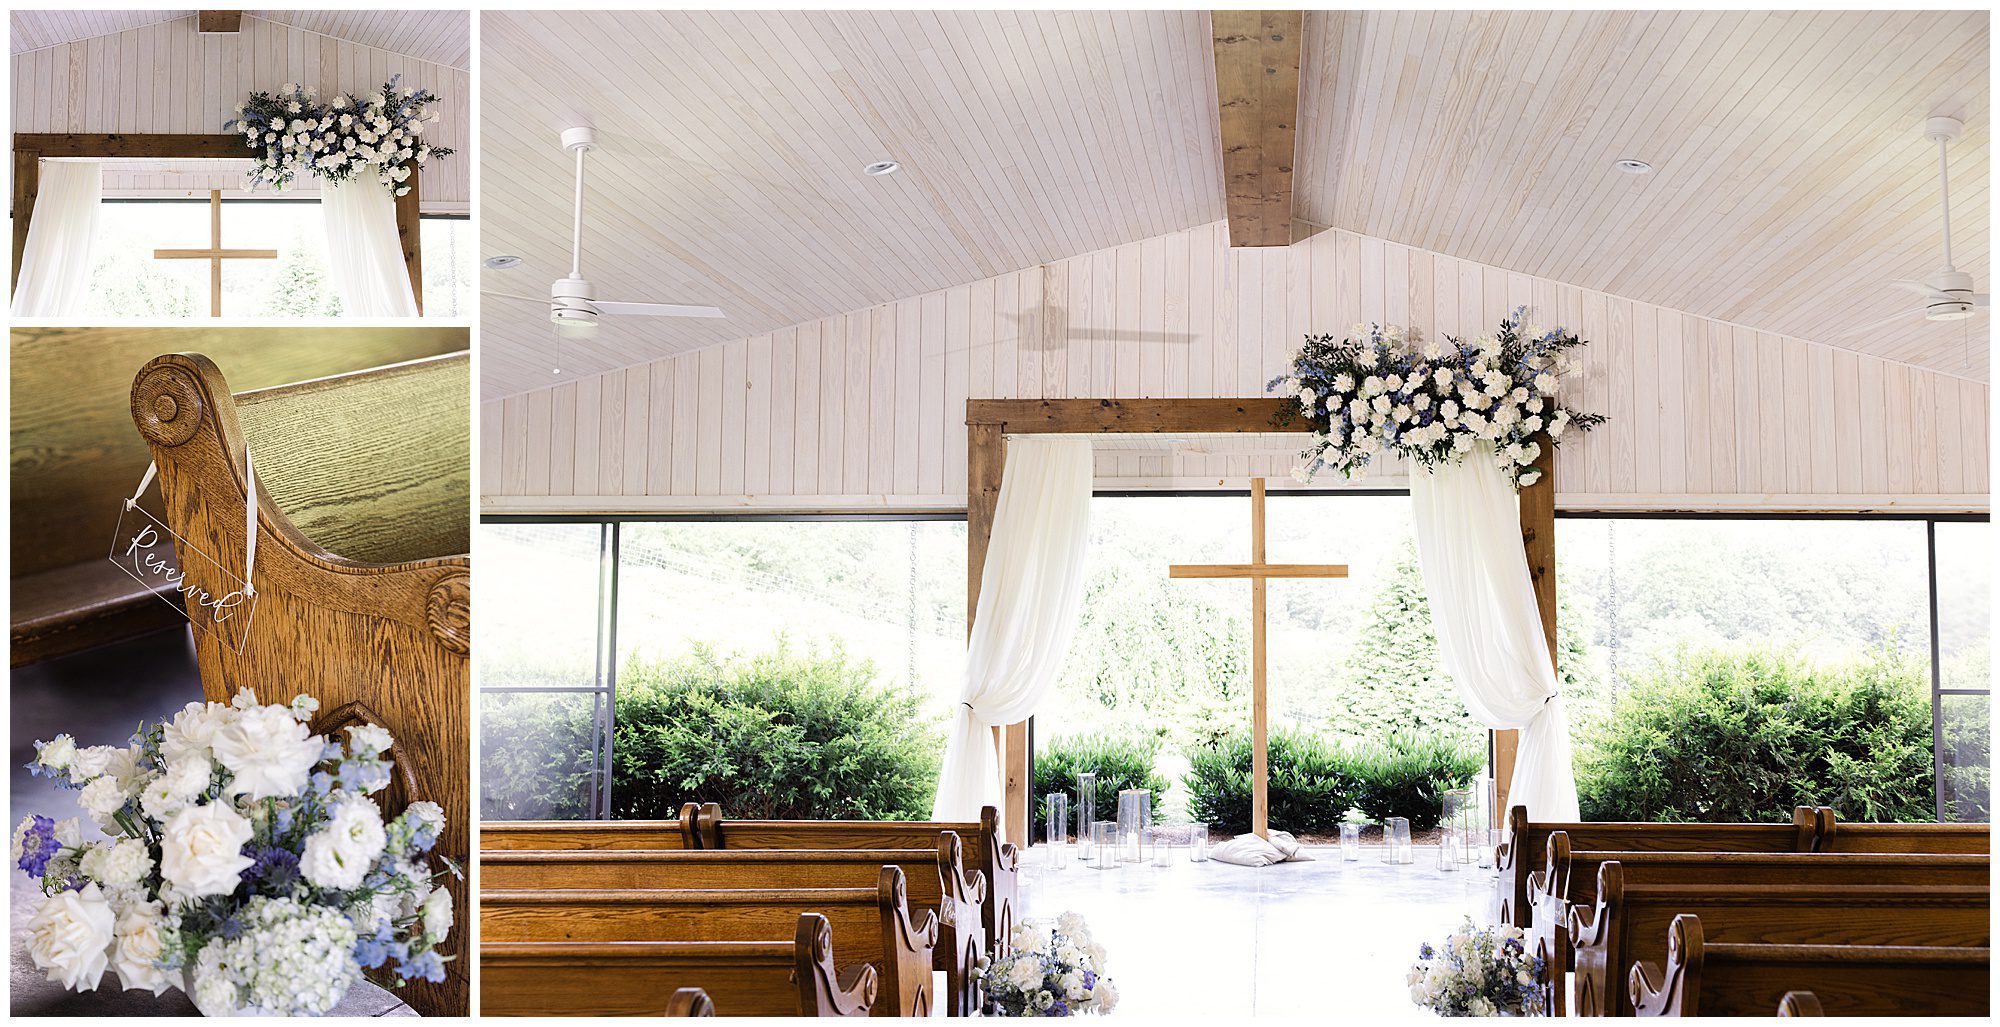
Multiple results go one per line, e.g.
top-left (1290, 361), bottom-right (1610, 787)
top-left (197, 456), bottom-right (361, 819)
top-left (1845, 116), bottom-right (1988, 337)
top-left (483, 127), bottom-right (726, 371)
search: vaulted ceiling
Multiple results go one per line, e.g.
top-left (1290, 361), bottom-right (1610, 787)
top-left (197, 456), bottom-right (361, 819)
top-left (10, 10), bottom-right (470, 69)
top-left (481, 10), bottom-right (1989, 398)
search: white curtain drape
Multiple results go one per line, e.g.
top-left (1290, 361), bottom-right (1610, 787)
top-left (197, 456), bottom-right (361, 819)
top-left (320, 176), bottom-right (419, 317)
top-left (1409, 449), bottom-right (1581, 822)
top-left (933, 438), bottom-right (1095, 821)
top-left (11, 160), bottom-right (102, 317)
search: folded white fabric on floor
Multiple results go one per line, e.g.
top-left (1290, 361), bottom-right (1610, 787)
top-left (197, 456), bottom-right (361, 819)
top-left (1209, 830), bottom-right (1316, 866)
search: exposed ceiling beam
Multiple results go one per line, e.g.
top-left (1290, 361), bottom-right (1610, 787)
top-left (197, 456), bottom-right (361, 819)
top-left (1211, 10), bottom-right (1302, 248)
top-left (197, 11), bottom-right (243, 34)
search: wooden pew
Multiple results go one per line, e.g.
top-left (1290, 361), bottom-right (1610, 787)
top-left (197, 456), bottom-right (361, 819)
top-left (480, 838), bottom-right (985, 1016)
top-left (480, 803), bottom-right (702, 851)
top-left (481, 914), bottom-right (876, 1017)
top-left (695, 803), bottom-right (1019, 957)
top-left (130, 351), bottom-right (471, 1016)
top-left (666, 989), bottom-right (716, 1016)
top-left (1494, 805), bottom-right (1817, 929)
top-left (1775, 991), bottom-right (1822, 1016)
top-left (482, 866), bottom-right (934, 1017)
top-left (1569, 860), bottom-right (1989, 1016)
top-left (1813, 808), bottom-right (1991, 853)
top-left (9, 328), bottom-right (463, 664)
top-left (1629, 914), bottom-right (1990, 1017)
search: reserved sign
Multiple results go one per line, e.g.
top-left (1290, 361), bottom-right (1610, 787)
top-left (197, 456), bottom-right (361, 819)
top-left (108, 503), bottom-right (258, 652)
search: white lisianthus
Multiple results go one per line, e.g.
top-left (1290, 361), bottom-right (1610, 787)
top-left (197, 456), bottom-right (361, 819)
top-left (77, 776), bottom-right (129, 827)
top-left (1371, 394), bottom-right (1392, 414)
top-left (346, 723), bottom-right (394, 756)
top-left (111, 901), bottom-right (173, 996)
top-left (1361, 375), bottom-right (1383, 396)
top-left (213, 704), bottom-right (323, 800)
top-left (36, 734), bottom-right (79, 773)
top-left (422, 887), bottom-right (454, 943)
top-left (1523, 415), bottom-right (1543, 434)
top-left (160, 803), bottom-right (255, 898)
top-left (1533, 372), bottom-right (1557, 394)
top-left (162, 702), bottom-right (229, 762)
top-left (1356, 347), bottom-right (1378, 369)
top-left (300, 798), bottom-right (387, 891)
top-left (27, 882), bottom-right (115, 991)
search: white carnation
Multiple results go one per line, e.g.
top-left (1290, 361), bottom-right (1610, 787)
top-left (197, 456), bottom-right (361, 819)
top-left (300, 798), bottom-right (386, 891)
top-left (79, 837), bottom-right (153, 889)
top-left (77, 775), bottom-right (129, 826)
top-left (213, 704), bottom-right (323, 801)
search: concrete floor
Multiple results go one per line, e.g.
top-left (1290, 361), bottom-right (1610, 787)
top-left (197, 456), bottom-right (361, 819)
top-left (9, 628), bottom-right (413, 1017)
top-left (1019, 841), bottom-right (1495, 1019)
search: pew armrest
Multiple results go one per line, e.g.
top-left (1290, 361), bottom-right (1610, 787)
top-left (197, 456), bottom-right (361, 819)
top-left (880, 865), bottom-right (939, 1016)
top-left (1566, 862), bottom-right (1623, 1018)
top-left (666, 988), bottom-right (716, 1017)
top-left (794, 914), bottom-right (878, 1017)
top-left (1777, 991), bottom-right (1824, 1017)
top-left (1628, 915), bottom-right (1705, 1018)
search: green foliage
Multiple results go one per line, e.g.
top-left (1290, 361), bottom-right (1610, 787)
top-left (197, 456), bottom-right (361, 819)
top-left (479, 691), bottom-right (600, 821)
top-left (1939, 690), bottom-right (1990, 823)
top-left (1031, 734), bottom-right (1167, 839)
top-left (1183, 729), bottom-right (1482, 834)
top-left (1334, 541), bottom-right (1483, 746)
top-left (1574, 646), bottom-right (1937, 823)
top-left (254, 248), bottom-right (344, 316)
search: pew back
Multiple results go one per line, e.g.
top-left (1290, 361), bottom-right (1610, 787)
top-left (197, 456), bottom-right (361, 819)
top-left (479, 804), bottom-right (699, 851)
top-left (1813, 809), bottom-right (1991, 854)
top-left (1630, 915), bottom-right (1990, 1017)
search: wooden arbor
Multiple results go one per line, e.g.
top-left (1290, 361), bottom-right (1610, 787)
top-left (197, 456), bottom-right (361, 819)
top-left (964, 398), bottom-right (1558, 844)
top-left (11, 133), bottom-right (425, 312)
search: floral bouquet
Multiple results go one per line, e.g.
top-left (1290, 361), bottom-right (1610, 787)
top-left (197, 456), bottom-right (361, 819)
top-left (16, 689), bottom-right (454, 1016)
top-left (226, 76), bottom-right (454, 196)
top-left (1407, 918), bottom-right (1547, 1017)
top-left (973, 911), bottom-right (1118, 1016)
top-left (1269, 307), bottom-right (1604, 487)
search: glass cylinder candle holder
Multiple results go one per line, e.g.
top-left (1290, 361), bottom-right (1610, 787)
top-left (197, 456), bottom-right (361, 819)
top-left (1442, 787), bottom-right (1479, 867)
top-left (1189, 824), bottom-right (1210, 862)
top-left (1437, 825), bottom-right (1461, 871)
top-left (1148, 828), bottom-right (1172, 867)
top-left (1115, 789), bottom-right (1146, 863)
top-left (1089, 820), bottom-right (1119, 870)
top-left (1045, 793), bottom-right (1069, 870)
top-left (1384, 817), bottom-right (1414, 865)
top-left (1340, 822), bottom-right (1362, 861)
top-left (1077, 772), bottom-right (1098, 859)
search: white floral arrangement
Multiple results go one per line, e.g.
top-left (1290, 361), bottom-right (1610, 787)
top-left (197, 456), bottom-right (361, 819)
top-left (225, 77), bottom-right (454, 196)
top-left (1269, 308), bottom-right (1605, 487)
top-left (1407, 918), bottom-right (1547, 1017)
top-left (972, 911), bottom-right (1118, 1017)
top-left (15, 690), bottom-right (455, 1016)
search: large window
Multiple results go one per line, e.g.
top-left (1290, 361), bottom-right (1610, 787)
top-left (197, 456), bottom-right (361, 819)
top-left (477, 517), bottom-right (966, 820)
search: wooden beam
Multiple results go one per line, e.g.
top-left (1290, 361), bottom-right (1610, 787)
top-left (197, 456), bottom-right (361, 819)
top-left (151, 249), bottom-right (280, 260)
top-left (967, 397), bottom-right (1294, 434)
top-left (197, 11), bottom-right (243, 34)
top-left (1211, 10), bottom-right (1302, 248)
top-left (1167, 563), bottom-right (1347, 579)
top-left (12, 147), bottom-right (39, 296)
top-left (1502, 434), bottom-right (1559, 817)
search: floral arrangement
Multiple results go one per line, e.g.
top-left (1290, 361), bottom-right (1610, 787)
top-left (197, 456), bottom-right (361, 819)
top-left (972, 912), bottom-right (1118, 1016)
top-left (226, 76), bottom-right (453, 196)
top-left (1269, 307), bottom-right (1604, 487)
top-left (15, 690), bottom-right (454, 1016)
top-left (1407, 918), bottom-right (1548, 1017)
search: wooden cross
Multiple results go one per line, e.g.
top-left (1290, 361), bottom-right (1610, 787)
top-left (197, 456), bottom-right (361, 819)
top-left (153, 189), bottom-right (277, 316)
top-left (1168, 478), bottom-right (1347, 839)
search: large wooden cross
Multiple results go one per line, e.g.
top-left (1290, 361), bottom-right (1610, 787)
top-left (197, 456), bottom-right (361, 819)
top-left (153, 189), bottom-right (277, 316)
top-left (1168, 478), bottom-right (1347, 839)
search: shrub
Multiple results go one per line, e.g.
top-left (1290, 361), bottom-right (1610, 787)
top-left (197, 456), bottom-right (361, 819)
top-left (1183, 730), bottom-right (1479, 834)
top-left (612, 642), bottom-right (943, 821)
top-left (479, 691), bottom-right (600, 820)
top-left (1347, 732), bottom-right (1486, 829)
top-left (1032, 733), bottom-right (1166, 839)
top-left (1574, 646), bottom-right (1936, 823)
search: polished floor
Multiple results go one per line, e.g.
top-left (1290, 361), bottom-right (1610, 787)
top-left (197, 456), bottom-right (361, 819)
top-left (1020, 839), bottom-right (1494, 1019)
top-left (9, 628), bottom-right (413, 1016)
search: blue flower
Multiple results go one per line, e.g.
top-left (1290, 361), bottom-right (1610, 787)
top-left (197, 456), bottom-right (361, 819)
top-left (396, 949), bottom-right (446, 984)
top-left (15, 815), bottom-right (61, 877)
top-left (354, 925), bottom-right (397, 969)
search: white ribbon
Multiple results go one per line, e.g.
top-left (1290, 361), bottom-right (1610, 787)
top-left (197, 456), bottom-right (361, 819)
top-left (127, 450), bottom-right (259, 597)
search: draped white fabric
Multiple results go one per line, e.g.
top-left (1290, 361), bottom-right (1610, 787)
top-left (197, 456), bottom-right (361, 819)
top-left (11, 160), bottom-right (102, 317)
top-left (933, 438), bottom-right (1095, 821)
top-left (320, 177), bottom-right (419, 317)
top-left (1408, 449), bottom-right (1581, 821)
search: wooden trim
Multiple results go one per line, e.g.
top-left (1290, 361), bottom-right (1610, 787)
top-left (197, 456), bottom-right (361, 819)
top-left (1210, 10), bottom-right (1302, 247)
top-left (151, 248), bottom-right (279, 260)
top-left (1506, 434), bottom-right (1558, 816)
top-left (396, 168), bottom-right (425, 314)
top-left (1167, 562), bottom-right (1348, 579)
top-left (968, 397), bottom-right (1297, 433)
top-left (196, 11), bottom-right (243, 34)
top-left (1555, 492), bottom-right (1991, 514)
top-left (480, 493), bottom-right (969, 515)
top-left (11, 146), bottom-right (39, 294)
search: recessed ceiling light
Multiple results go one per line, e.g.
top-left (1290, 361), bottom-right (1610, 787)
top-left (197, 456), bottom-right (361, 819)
top-left (1613, 158), bottom-right (1652, 175)
top-left (863, 159), bottom-right (901, 177)
top-left (484, 255), bottom-right (524, 269)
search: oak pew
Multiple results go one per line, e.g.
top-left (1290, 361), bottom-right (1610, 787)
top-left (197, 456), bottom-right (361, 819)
top-left (482, 866), bottom-right (937, 1017)
top-left (667, 988), bottom-right (716, 1016)
top-left (694, 804), bottom-right (1019, 957)
top-left (1494, 805), bottom-right (1817, 929)
top-left (480, 803), bottom-right (702, 851)
top-left (479, 839), bottom-right (985, 1016)
top-left (1568, 860), bottom-right (1989, 1016)
top-left (1629, 915), bottom-right (1990, 1017)
top-left (131, 351), bottom-right (471, 1016)
top-left (481, 914), bottom-right (876, 1017)
top-left (1775, 991), bottom-right (1822, 1016)
top-left (1813, 808), bottom-right (1991, 853)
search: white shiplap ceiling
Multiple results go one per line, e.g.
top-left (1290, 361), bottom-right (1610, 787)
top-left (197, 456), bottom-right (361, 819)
top-left (479, 9), bottom-right (1225, 397)
top-left (481, 9), bottom-right (1990, 397)
top-left (10, 10), bottom-right (470, 69)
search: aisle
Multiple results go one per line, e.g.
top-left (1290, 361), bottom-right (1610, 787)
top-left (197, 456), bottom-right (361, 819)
top-left (1019, 842), bottom-right (1493, 1019)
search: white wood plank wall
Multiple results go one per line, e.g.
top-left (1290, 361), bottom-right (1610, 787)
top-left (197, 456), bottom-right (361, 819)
top-left (485, 222), bottom-right (1990, 514)
top-left (10, 14), bottom-right (470, 211)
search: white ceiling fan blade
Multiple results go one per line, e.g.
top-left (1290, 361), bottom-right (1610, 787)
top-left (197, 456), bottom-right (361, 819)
top-left (1886, 279), bottom-right (1936, 296)
top-left (480, 290), bottom-right (548, 304)
top-left (1833, 308), bottom-right (1927, 337)
top-left (595, 300), bottom-right (727, 318)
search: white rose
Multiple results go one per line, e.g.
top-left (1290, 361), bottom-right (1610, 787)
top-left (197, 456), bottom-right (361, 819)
top-left (1433, 368), bottom-right (1453, 389)
top-left (27, 882), bottom-right (115, 991)
top-left (1007, 957), bottom-right (1044, 991)
top-left (36, 734), bottom-right (78, 772)
top-left (111, 901), bottom-right (173, 996)
top-left (422, 887), bottom-right (453, 943)
top-left (69, 745), bottom-right (120, 781)
top-left (1534, 372), bottom-right (1557, 394)
top-left (159, 804), bottom-right (254, 898)
top-left (212, 704), bottom-right (323, 800)
top-left (300, 798), bottom-right (387, 890)
top-left (1093, 977), bottom-right (1118, 1012)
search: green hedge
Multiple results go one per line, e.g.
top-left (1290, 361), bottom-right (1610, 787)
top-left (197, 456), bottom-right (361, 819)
top-left (1184, 729), bottom-right (1483, 834)
top-left (1574, 646), bottom-right (1936, 823)
top-left (480, 642), bottom-right (943, 822)
top-left (1031, 733), bottom-right (1167, 839)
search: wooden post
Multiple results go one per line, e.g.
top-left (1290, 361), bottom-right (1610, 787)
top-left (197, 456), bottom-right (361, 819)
top-left (1249, 478), bottom-right (1269, 837)
top-left (1210, 10), bottom-right (1303, 247)
top-left (1504, 434), bottom-right (1559, 815)
top-left (966, 421), bottom-right (1028, 843)
top-left (396, 167), bottom-right (425, 314)
top-left (11, 147), bottom-right (39, 296)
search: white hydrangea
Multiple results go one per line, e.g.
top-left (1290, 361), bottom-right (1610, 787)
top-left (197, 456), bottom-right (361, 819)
top-left (189, 897), bottom-right (361, 1016)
